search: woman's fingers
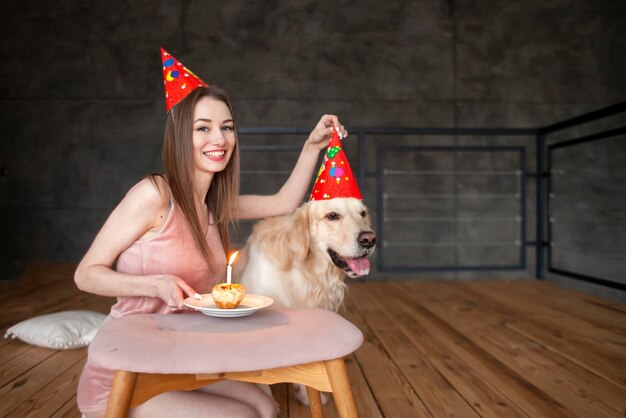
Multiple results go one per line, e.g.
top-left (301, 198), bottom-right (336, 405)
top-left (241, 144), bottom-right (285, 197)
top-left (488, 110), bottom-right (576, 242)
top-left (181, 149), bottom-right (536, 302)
top-left (155, 275), bottom-right (197, 309)
top-left (319, 115), bottom-right (348, 138)
top-left (320, 114), bottom-right (339, 128)
top-left (172, 278), bottom-right (198, 309)
top-left (177, 279), bottom-right (198, 299)
top-left (305, 115), bottom-right (348, 150)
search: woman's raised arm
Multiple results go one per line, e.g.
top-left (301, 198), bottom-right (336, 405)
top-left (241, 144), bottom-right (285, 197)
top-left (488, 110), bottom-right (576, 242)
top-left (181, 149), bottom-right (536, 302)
top-left (234, 114), bottom-right (347, 220)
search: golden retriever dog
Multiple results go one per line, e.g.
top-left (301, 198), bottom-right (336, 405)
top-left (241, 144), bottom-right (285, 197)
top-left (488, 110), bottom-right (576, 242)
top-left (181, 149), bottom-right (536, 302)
top-left (234, 197), bottom-right (376, 406)
top-left (235, 197), bottom-right (376, 311)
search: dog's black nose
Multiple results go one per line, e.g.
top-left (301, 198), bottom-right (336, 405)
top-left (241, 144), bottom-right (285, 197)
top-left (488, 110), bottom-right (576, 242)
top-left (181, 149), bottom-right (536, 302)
top-left (358, 231), bottom-right (376, 248)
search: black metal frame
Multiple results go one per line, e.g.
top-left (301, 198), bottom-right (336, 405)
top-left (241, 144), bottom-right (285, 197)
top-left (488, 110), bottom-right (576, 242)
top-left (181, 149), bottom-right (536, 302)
top-left (237, 101), bottom-right (625, 289)
top-left (541, 104), bottom-right (626, 291)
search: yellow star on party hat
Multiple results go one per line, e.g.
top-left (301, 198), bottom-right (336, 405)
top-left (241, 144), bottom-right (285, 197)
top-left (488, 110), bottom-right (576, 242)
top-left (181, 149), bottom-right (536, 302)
top-left (309, 128), bottom-right (363, 201)
top-left (160, 48), bottom-right (208, 112)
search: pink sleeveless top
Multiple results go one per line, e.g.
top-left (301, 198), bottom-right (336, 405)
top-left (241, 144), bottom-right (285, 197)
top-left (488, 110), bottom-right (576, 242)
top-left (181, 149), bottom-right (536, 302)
top-left (77, 200), bottom-right (227, 413)
top-left (109, 202), bottom-right (227, 318)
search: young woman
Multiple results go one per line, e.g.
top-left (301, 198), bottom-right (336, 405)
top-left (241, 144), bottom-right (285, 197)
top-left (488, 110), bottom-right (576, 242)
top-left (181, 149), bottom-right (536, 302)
top-left (74, 57), bottom-right (347, 417)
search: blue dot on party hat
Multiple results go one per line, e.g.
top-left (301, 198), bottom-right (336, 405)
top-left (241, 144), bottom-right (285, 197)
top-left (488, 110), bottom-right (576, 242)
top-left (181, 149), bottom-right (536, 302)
top-left (329, 167), bottom-right (345, 178)
top-left (163, 58), bottom-right (175, 67)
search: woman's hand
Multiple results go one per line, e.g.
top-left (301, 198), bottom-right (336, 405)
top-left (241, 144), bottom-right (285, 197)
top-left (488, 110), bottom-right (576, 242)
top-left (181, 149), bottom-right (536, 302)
top-left (304, 114), bottom-right (348, 151)
top-left (153, 275), bottom-right (198, 310)
top-left (233, 114), bottom-right (349, 220)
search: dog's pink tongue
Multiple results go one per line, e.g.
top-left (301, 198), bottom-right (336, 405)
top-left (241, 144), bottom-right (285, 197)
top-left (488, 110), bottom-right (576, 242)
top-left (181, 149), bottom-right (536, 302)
top-left (347, 257), bottom-right (370, 276)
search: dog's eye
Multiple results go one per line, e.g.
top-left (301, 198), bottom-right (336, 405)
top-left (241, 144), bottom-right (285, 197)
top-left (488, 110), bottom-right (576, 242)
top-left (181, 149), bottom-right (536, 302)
top-left (360, 211), bottom-right (367, 218)
top-left (326, 212), bottom-right (341, 221)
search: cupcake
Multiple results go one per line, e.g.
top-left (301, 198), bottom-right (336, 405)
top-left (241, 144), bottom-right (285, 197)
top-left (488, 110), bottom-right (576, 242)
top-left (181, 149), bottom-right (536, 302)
top-left (211, 283), bottom-right (247, 309)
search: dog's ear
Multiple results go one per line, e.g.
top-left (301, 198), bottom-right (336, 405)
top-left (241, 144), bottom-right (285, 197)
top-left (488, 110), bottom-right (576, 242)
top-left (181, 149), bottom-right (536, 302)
top-left (259, 204), bottom-right (310, 270)
top-left (277, 204), bottom-right (310, 269)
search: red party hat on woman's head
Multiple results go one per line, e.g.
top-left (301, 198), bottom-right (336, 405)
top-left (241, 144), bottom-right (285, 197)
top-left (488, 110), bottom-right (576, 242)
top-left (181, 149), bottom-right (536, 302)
top-left (161, 48), bottom-right (208, 112)
top-left (309, 128), bottom-right (363, 201)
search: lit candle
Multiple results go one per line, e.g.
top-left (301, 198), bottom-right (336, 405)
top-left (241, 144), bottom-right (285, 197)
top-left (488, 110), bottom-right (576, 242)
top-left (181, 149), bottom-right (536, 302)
top-left (226, 251), bottom-right (239, 284)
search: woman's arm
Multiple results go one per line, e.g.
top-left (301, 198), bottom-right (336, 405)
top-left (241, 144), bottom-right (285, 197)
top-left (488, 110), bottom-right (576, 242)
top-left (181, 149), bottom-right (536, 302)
top-left (235, 114), bottom-right (347, 220)
top-left (74, 177), bottom-right (198, 308)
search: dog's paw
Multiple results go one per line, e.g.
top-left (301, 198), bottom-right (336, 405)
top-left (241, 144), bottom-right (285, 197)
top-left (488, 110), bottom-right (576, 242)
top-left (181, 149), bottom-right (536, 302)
top-left (257, 383), bottom-right (273, 398)
top-left (292, 383), bottom-right (329, 406)
top-left (256, 384), bottom-right (280, 417)
top-left (293, 384), bottom-right (309, 405)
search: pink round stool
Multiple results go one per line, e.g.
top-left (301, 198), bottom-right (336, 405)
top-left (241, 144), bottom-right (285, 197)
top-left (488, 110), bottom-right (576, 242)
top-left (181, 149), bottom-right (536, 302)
top-left (88, 308), bottom-right (363, 418)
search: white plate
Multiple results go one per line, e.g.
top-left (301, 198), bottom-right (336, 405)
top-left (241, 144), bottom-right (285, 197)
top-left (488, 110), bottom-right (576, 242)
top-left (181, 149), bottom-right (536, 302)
top-left (183, 294), bottom-right (274, 317)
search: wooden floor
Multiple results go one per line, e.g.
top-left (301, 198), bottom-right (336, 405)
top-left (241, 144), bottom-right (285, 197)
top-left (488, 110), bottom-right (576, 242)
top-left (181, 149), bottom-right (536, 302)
top-left (1, 264), bottom-right (625, 417)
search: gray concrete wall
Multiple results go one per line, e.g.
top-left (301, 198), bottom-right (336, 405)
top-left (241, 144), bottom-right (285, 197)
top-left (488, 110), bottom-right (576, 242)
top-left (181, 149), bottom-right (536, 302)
top-left (1, 1), bottom-right (624, 301)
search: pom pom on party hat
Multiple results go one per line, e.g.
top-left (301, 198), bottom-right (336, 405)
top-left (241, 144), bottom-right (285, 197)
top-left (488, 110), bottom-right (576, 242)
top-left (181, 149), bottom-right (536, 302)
top-left (161, 48), bottom-right (208, 112)
top-left (309, 128), bottom-right (363, 201)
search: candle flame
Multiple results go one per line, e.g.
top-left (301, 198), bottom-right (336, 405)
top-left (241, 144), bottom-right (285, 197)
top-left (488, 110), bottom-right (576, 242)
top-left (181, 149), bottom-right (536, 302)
top-left (228, 250), bottom-right (239, 265)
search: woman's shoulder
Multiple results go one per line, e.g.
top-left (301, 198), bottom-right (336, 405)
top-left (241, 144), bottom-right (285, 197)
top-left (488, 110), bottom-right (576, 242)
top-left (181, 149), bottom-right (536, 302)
top-left (124, 175), bottom-right (170, 211)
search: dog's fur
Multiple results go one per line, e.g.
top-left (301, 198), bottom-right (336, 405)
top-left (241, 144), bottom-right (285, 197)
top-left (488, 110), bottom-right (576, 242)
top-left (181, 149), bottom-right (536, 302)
top-left (234, 198), bottom-right (375, 408)
top-left (235, 197), bottom-right (376, 312)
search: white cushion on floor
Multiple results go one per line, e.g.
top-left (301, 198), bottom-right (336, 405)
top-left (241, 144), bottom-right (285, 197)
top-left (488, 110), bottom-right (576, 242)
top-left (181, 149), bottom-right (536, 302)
top-left (4, 310), bottom-right (106, 349)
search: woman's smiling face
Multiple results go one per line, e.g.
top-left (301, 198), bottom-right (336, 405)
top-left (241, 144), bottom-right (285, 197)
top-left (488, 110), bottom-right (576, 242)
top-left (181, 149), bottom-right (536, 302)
top-left (192, 96), bottom-right (236, 175)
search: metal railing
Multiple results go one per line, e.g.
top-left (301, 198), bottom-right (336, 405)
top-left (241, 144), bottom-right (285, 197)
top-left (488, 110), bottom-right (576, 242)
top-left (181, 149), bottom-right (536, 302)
top-left (236, 101), bottom-right (626, 288)
top-left (541, 102), bottom-right (626, 291)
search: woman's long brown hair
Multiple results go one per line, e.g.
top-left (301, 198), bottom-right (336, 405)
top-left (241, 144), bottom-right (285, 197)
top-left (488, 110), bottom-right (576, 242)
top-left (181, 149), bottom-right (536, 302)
top-left (155, 86), bottom-right (240, 271)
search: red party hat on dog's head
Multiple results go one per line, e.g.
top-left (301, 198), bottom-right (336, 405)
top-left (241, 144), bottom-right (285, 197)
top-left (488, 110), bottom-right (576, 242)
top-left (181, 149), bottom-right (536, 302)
top-left (161, 48), bottom-right (208, 112)
top-left (309, 128), bottom-right (363, 201)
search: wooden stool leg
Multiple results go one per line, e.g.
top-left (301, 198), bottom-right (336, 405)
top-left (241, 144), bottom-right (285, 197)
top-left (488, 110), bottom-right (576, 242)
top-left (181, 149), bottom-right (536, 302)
top-left (306, 386), bottom-right (324, 418)
top-left (105, 370), bottom-right (138, 418)
top-left (324, 359), bottom-right (357, 418)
